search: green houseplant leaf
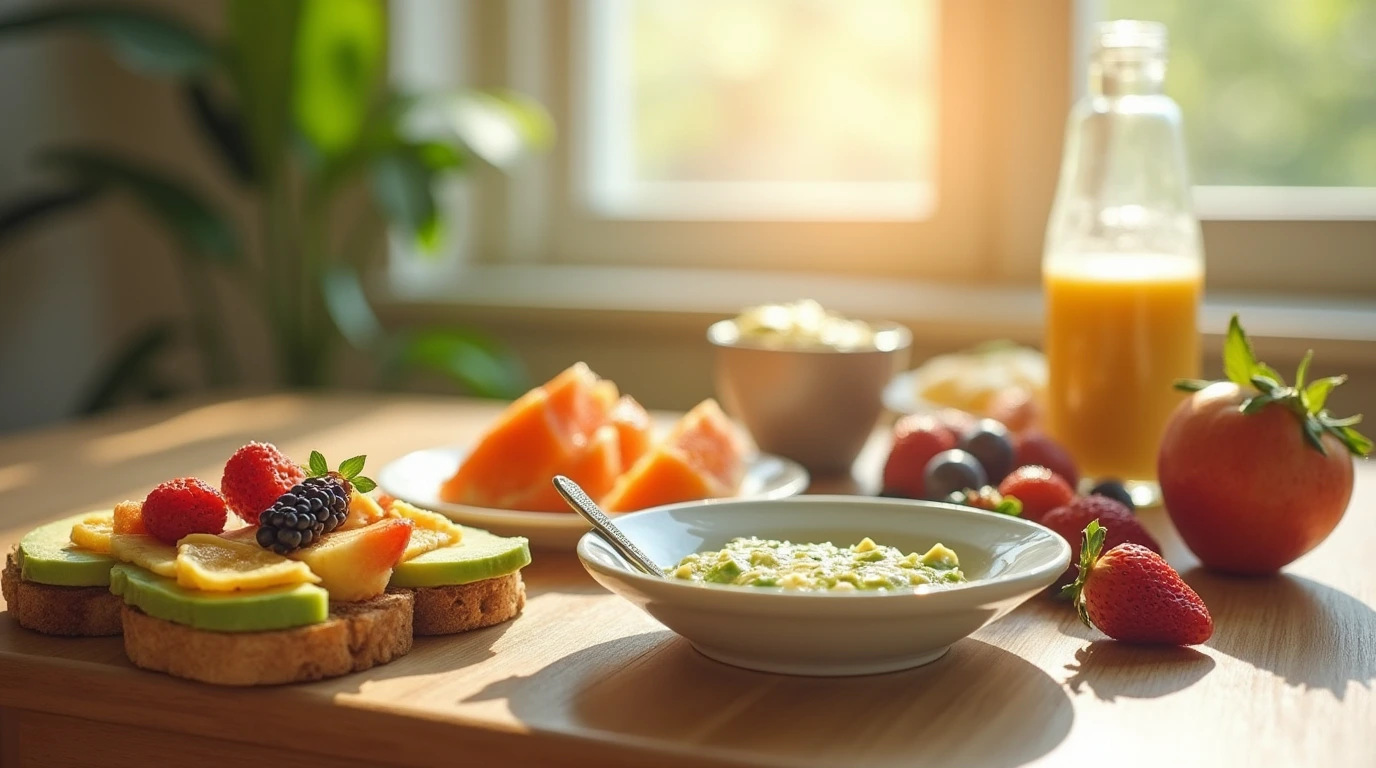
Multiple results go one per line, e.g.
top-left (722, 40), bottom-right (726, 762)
top-left (369, 144), bottom-right (443, 251)
top-left (41, 148), bottom-right (238, 262)
top-left (226, 0), bottom-right (301, 178)
top-left (393, 328), bottom-right (527, 398)
top-left (0, 4), bottom-right (214, 76)
top-left (183, 79), bottom-right (255, 184)
top-left (292, 0), bottom-right (385, 159)
top-left (397, 89), bottom-right (554, 169)
top-left (321, 264), bottom-right (384, 348)
top-left (0, 182), bottom-right (102, 252)
top-left (78, 321), bottom-right (180, 414)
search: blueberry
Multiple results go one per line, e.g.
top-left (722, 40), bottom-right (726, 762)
top-left (922, 449), bottom-right (988, 500)
top-left (959, 419), bottom-right (1014, 483)
top-left (1090, 479), bottom-right (1135, 511)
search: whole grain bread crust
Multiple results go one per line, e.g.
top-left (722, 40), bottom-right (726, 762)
top-left (3, 553), bottom-right (122, 637)
top-left (120, 590), bottom-right (414, 686)
top-left (394, 571), bottom-right (525, 636)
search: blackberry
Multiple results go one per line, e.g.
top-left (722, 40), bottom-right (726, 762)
top-left (253, 451), bottom-right (376, 554)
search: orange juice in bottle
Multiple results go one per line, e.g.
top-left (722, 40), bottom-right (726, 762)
top-left (1043, 22), bottom-right (1202, 505)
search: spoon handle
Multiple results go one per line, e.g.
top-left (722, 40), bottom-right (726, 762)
top-left (553, 475), bottom-right (665, 578)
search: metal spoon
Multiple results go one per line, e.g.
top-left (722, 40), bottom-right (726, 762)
top-left (553, 475), bottom-right (666, 578)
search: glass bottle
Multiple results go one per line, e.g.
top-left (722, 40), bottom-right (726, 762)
top-left (1042, 20), bottom-right (1203, 506)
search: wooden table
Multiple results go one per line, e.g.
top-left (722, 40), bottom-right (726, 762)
top-left (1, 395), bottom-right (1372, 767)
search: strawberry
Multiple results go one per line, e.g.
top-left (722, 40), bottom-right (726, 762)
top-left (221, 441), bottom-right (306, 523)
top-left (1042, 495), bottom-right (1160, 559)
top-left (142, 477), bottom-right (229, 545)
top-left (1062, 520), bottom-right (1213, 645)
top-left (881, 415), bottom-right (958, 499)
top-left (1013, 431), bottom-right (1079, 488)
top-left (997, 465), bottom-right (1076, 522)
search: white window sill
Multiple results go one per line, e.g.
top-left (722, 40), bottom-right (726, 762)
top-left (380, 263), bottom-right (1376, 363)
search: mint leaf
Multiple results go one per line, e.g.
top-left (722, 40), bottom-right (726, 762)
top-left (1306, 376), bottom-right (1346, 413)
top-left (352, 476), bottom-right (377, 493)
top-left (308, 451), bottom-right (328, 476)
top-left (1223, 314), bottom-right (1260, 388)
top-left (338, 454), bottom-right (367, 479)
top-left (1175, 378), bottom-right (1213, 392)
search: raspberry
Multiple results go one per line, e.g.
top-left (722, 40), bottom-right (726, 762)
top-left (1042, 495), bottom-right (1161, 585)
top-left (142, 477), bottom-right (229, 545)
top-left (998, 465), bottom-right (1076, 523)
top-left (881, 415), bottom-right (958, 499)
top-left (221, 442), bottom-right (306, 523)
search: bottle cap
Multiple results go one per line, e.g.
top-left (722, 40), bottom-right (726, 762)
top-left (1095, 20), bottom-right (1167, 57)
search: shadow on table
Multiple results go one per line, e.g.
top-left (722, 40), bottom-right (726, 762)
top-left (320, 620), bottom-right (517, 699)
top-left (1061, 641), bottom-right (1214, 700)
top-left (465, 634), bottom-right (1074, 768)
top-left (1182, 569), bottom-right (1376, 699)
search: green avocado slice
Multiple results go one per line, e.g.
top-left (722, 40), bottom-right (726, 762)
top-left (389, 527), bottom-right (531, 589)
top-left (110, 564), bottom-right (329, 632)
top-left (16, 513), bottom-right (117, 587)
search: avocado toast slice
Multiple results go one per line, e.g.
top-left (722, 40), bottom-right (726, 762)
top-left (388, 525), bottom-right (532, 636)
top-left (3, 513), bottom-right (123, 636)
top-left (113, 563), bottom-right (412, 686)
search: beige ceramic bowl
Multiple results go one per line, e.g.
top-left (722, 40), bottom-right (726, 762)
top-left (576, 496), bottom-right (1070, 676)
top-left (708, 318), bottom-right (911, 475)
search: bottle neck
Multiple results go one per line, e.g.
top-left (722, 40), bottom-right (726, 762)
top-left (1089, 56), bottom-right (1166, 97)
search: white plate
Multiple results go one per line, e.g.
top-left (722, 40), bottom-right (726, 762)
top-left (882, 369), bottom-right (931, 415)
top-left (577, 496), bottom-right (1070, 676)
top-left (377, 446), bottom-right (810, 548)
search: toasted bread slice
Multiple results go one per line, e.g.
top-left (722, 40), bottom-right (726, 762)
top-left (120, 591), bottom-right (413, 686)
top-left (394, 572), bottom-right (526, 636)
top-left (2, 553), bottom-right (122, 637)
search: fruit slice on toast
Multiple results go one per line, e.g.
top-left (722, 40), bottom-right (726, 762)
top-left (176, 534), bottom-right (320, 592)
top-left (288, 517), bottom-right (411, 602)
top-left (69, 511), bottom-right (115, 554)
top-left (110, 534), bottom-right (178, 578)
top-left (600, 399), bottom-right (747, 512)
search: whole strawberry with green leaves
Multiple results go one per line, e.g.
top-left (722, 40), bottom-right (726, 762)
top-left (1062, 520), bottom-right (1213, 646)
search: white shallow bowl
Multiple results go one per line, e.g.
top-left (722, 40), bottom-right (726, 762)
top-left (377, 446), bottom-right (810, 548)
top-left (577, 496), bottom-right (1070, 676)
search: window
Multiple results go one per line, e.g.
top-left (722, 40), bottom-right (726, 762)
top-left (390, 0), bottom-right (1375, 300)
top-left (584, 0), bottom-right (936, 220)
top-left (1102, 0), bottom-right (1376, 220)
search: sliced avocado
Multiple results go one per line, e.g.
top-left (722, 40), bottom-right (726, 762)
top-left (16, 513), bottom-right (117, 587)
top-left (389, 527), bottom-right (531, 589)
top-left (110, 564), bottom-right (329, 633)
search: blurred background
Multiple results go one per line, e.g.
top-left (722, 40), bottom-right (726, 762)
top-left (2, 0), bottom-right (1374, 433)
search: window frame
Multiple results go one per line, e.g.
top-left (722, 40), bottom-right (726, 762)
top-left (389, 0), bottom-right (1376, 298)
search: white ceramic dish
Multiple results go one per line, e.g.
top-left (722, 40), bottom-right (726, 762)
top-left (577, 496), bottom-right (1070, 676)
top-left (377, 446), bottom-right (810, 548)
top-left (881, 369), bottom-right (932, 415)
